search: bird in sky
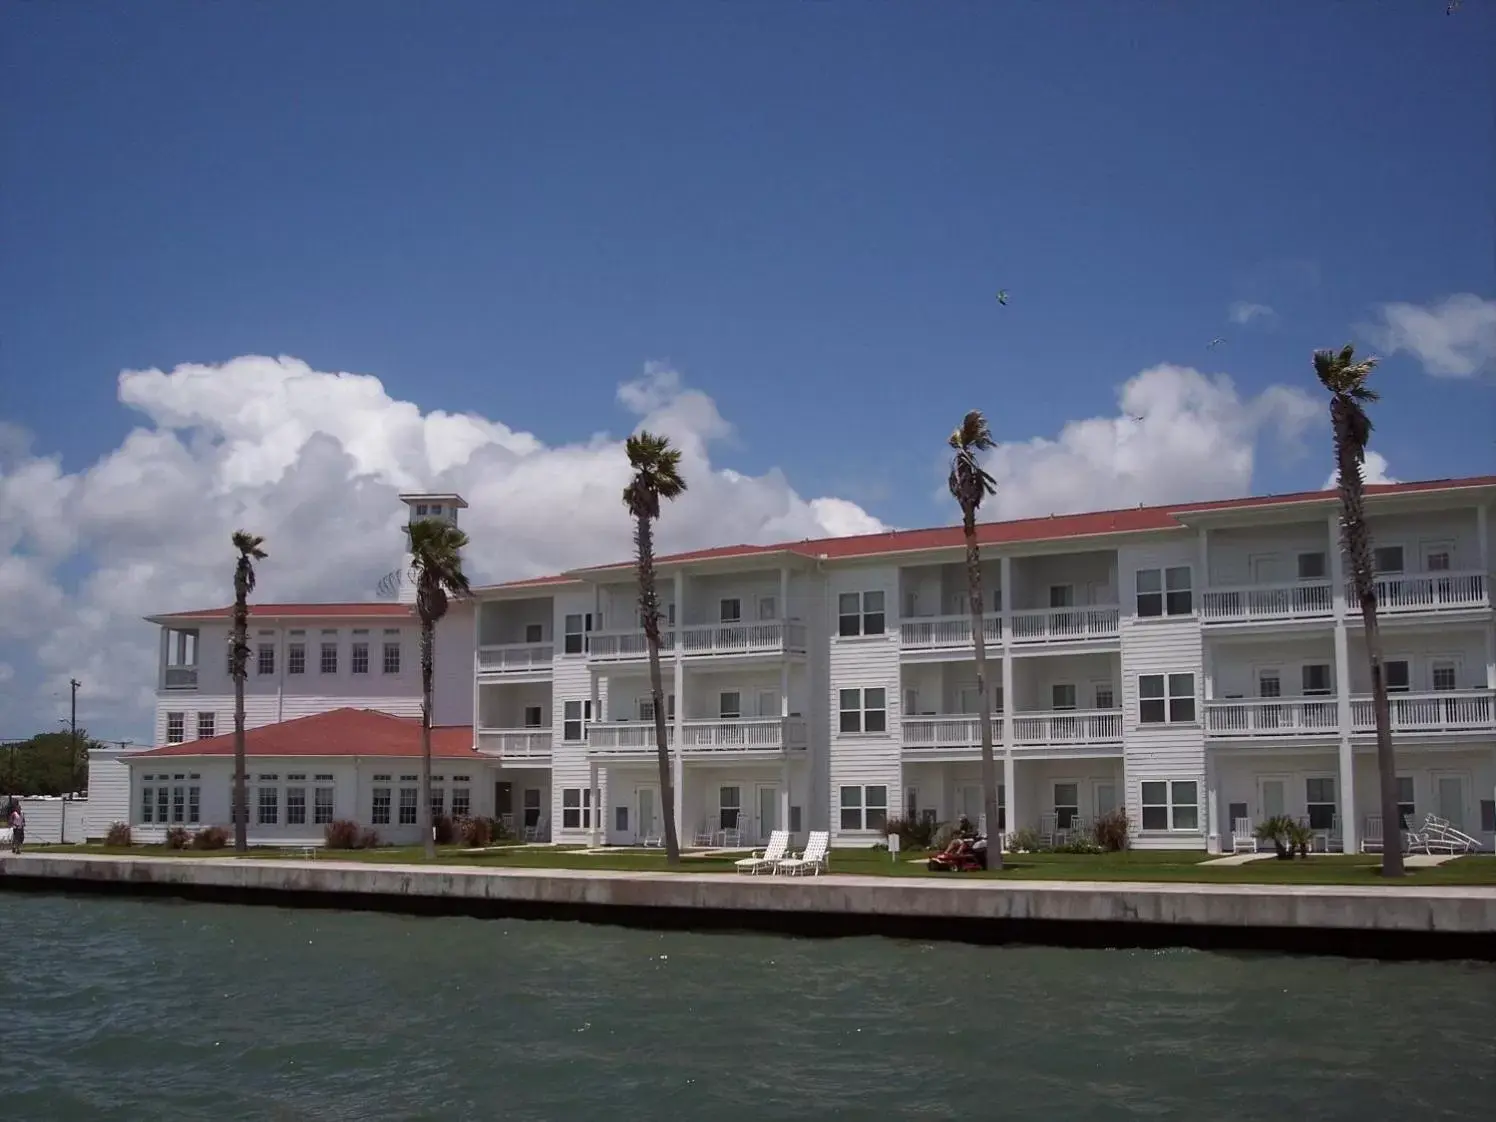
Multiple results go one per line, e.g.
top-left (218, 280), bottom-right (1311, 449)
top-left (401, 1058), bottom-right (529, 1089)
top-left (995, 290), bottom-right (1009, 306)
top-left (1207, 337), bottom-right (1227, 349)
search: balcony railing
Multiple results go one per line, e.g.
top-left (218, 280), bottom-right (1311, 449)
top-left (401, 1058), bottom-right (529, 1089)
top-left (1201, 581), bottom-right (1333, 623)
top-left (1353, 571), bottom-right (1487, 614)
top-left (163, 666), bottom-right (199, 689)
top-left (587, 620), bottom-right (806, 661)
top-left (475, 642), bottom-right (554, 674)
top-left (476, 728), bottom-right (552, 757)
top-left (902, 710), bottom-right (1122, 749)
top-left (899, 613), bottom-right (1002, 650)
top-left (1008, 606), bottom-right (1120, 644)
top-left (1350, 690), bottom-right (1494, 734)
top-left (1205, 697), bottom-right (1339, 737)
top-left (587, 716), bottom-right (806, 754)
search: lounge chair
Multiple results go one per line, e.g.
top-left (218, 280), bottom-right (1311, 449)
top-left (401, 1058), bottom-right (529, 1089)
top-left (1231, 817), bottom-right (1255, 854)
top-left (777, 830), bottom-right (830, 877)
top-left (1420, 814), bottom-right (1480, 855)
top-left (735, 830), bottom-right (789, 875)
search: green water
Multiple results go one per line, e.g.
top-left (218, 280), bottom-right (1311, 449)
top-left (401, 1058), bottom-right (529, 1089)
top-left (2, 895), bottom-right (1491, 1120)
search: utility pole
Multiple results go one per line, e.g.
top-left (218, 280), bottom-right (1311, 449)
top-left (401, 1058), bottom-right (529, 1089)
top-left (69, 678), bottom-right (81, 799)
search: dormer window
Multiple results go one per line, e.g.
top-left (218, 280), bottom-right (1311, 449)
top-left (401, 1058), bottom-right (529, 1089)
top-left (415, 504), bottom-right (428, 516)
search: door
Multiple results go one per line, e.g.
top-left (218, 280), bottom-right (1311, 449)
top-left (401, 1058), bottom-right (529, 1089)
top-left (1258, 776), bottom-right (1288, 821)
top-left (1249, 554), bottom-right (1284, 584)
top-left (1095, 782), bottom-right (1117, 817)
top-left (756, 690), bottom-right (780, 718)
top-left (958, 785), bottom-right (982, 825)
top-left (1435, 775), bottom-right (1467, 830)
top-left (756, 784), bottom-right (779, 844)
top-left (495, 782), bottom-right (514, 832)
top-left (637, 787), bottom-right (659, 843)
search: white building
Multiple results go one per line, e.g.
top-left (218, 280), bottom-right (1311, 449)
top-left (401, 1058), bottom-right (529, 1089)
top-left (99, 475), bottom-right (1496, 852)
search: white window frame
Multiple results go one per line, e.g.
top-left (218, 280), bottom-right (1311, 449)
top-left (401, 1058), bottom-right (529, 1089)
top-left (562, 787), bottom-right (593, 829)
top-left (562, 699), bottom-right (592, 742)
top-left (257, 779), bottom-right (280, 826)
top-left (1052, 780), bottom-right (1081, 829)
top-left (1384, 659), bottom-right (1411, 693)
top-left (1305, 775), bottom-right (1337, 831)
top-left (1429, 656), bottom-right (1459, 692)
top-left (287, 636), bottom-right (306, 675)
top-left (319, 632), bottom-right (338, 674)
top-left (1255, 666), bottom-right (1282, 699)
top-left (1140, 779), bottom-right (1200, 832)
top-left (837, 590), bottom-right (886, 637)
top-left (196, 712), bottom-right (215, 739)
top-left (1135, 566), bottom-right (1194, 617)
top-left (523, 704), bottom-right (545, 728)
top-left (838, 687), bottom-right (887, 734)
top-left (525, 622), bottom-right (545, 644)
top-left (1050, 682), bottom-right (1077, 711)
top-left (256, 642), bottom-right (275, 676)
top-left (313, 782), bottom-right (335, 825)
top-left (1296, 551), bottom-right (1327, 580)
top-left (838, 784), bottom-right (889, 831)
top-left (1373, 545), bottom-right (1405, 574)
top-left (382, 630), bottom-right (401, 674)
top-left (719, 598), bottom-right (742, 623)
top-left (398, 783), bottom-right (418, 825)
top-left (1092, 682), bottom-right (1115, 710)
top-left (351, 632), bottom-right (370, 675)
top-left (371, 778), bottom-right (392, 825)
top-left (1138, 673), bottom-right (1196, 724)
top-left (563, 613), bottom-right (593, 655)
top-left (1301, 663), bottom-right (1332, 696)
top-left (165, 712), bottom-right (185, 744)
top-left (638, 694), bottom-right (675, 723)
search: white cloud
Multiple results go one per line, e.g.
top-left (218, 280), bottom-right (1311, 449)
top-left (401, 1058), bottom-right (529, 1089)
top-left (1367, 293), bottom-right (1496, 378)
top-left (1322, 450), bottom-right (1397, 491)
top-left (972, 364), bottom-right (1319, 520)
top-left (1228, 301), bottom-right (1276, 325)
top-left (0, 357), bottom-right (886, 736)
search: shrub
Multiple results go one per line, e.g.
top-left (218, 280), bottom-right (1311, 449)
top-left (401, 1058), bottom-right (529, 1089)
top-left (357, 827), bottom-right (381, 849)
top-left (104, 822), bottom-right (132, 847)
top-left (1006, 826), bottom-right (1045, 853)
top-left (882, 816), bottom-right (938, 851)
top-left (324, 819), bottom-right (361, 849)
top-left (165, 826), bottom-right (192, 850)
top-left (490, 816), bottom-right (514, 842)
top-left (1092, 809), bottom-right (1131, 852)
top-left (1255, 815), bottom-right (1313, 859)
top-left (460, 815), bottom-right (492, 847)
top-left (1055, 835), bottom-right (1102, 855)
top-left (191, 825), bottom-right (229, 850)
top-left (433, 815), bottom-right (456, 846)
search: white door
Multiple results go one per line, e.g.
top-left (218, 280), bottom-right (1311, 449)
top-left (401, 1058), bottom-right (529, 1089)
top-left (1095, 782), bottom-right (1117, 817)
top-left (959, 785), bottom-right (981, 822)
top-left (1258, 776), bottom-right (1288, 820)
top-left (637, 787), bottom-right (658, 843)
top-left (756, 784), bottom-right (779, 843)
top-left (1435, 775), bottom-right (1466, 830)
top-left (756, 690), bottom-right (780, 718)
top-left (1250, 554), bottom-right (1284, 584)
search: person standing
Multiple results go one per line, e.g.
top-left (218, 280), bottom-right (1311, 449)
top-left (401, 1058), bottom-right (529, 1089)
top-left (9, 803), bottom-right (23, 854)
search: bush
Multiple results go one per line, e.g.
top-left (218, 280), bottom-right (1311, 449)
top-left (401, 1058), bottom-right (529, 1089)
top-left (357, 827), bottom-right (381, 849)
top-left (460, 816), bottom-right (492, 847)
top-left (1092, 809), bottom-right (1131, 852)
top-left (104, 822), bottom-right (132, 847)
top-left (191, 825), bottom-right (229, 850)
top-left (324, 819), bottom-right (361, 849)
top-left (490, 816), bottom-right (514, 842)
top-left (1054, 835), bottom-right (1102, 855)
top-left (1255, 815), bottom-right (1313, 859)
top-left (165, 826), bottom-right (191, 850)
top-left (433, 814), bottom-right (456, 846)
top-left (882, 816), bottom-right (938, 851)
top-left (1006, 826), bottom-right (1045, 853)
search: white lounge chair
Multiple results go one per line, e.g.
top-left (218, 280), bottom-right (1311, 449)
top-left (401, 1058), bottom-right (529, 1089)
top-left (777, 830), bottom-right (830, 877)
top-left (1420, 814), bottom-right (1480, 855)
top-left (735, 830), bottom-right (789, 875)
top-left (1361, 814), bottom-right (1383, 853)
top-left (1231, 817), bottom-right (1255, 854)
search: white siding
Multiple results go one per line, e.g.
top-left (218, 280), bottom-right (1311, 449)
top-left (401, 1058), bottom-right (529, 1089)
top-left (1207, 521), bottom-right (1333, 586)
top-left (551, 587), bottom-right (603, 844)
top-left (85, 748), bottom-right (147, 838)
top-left (1348, 629), bottom-right (1489, 693)
top-left (1208, 635), bottom-right (1337, 699)
top-left (1010, 550), bottom-right (1118, 610)
top-left (16, 797), bottom-right (89, 844)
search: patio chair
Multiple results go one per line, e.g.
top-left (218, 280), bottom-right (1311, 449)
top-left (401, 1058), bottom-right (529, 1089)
top-left (777, 830), bottom-right (830, 876)
top-left (1403, 816), bottom-right (1432, 855)
top-left (735, 829), bottom-right (789, 875)
top-left (1231, 817), bottom-right (1255, 854)
top-left (1420, 815), bottom-right (1480, 855)
top-left (692, 822), bottom-right (716, 847)
top-left (1361, 814), bottom-right (1382, 853)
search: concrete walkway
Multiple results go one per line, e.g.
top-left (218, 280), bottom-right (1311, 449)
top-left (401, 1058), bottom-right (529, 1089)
top-left (1199, 852), bottom-right (1277, 867)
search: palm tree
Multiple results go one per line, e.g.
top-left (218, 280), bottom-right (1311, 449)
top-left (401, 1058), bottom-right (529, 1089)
top-left (1315, 344), bottom-right (1402, 877)
top-left (230, 531), bottom-right (266, 853)
top-left (407, 517), bottom-right (472, 859)
top-left (947, 411), bottom-right (1003, 870)
top-left (623, 431), bottom-right (687, 864)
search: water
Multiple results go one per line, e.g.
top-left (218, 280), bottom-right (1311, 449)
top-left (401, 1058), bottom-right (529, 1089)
top-left (2, 896), bottom-right (1492, 1121)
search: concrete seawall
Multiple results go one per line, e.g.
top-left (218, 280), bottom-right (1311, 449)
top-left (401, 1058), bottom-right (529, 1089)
top-left (4, 854), bottom-right (1494, 959)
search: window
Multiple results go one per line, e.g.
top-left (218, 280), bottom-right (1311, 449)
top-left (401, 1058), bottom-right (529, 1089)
top-left (429, 504), bottom-right (442, 516)
top-left (415, 504), bottom-right (428, 516)
top-left (257, 784), bottom-right (279, 826)
top-left (719, 598), bottom-right (742, 623)
top-left (906, 787), bottom-right (919, 820)
top-left (1297, 552), bottom-right (1327, 580)
top-left (1396, 776), bottom-right (1415, 829)
top-left (838, 688), bottom-right (887, 734)
top-left (563, 613), bottom-right (593, 655)
top-left (1140, 780), bottom-right (1199, 831)
top-left (430, 785), bottom-right (445, 821)
top-left (1049, 584), bottom-right (1074, 608)
top-left (1431, 660), bottom-right (1457, 692)
top-left (1257, 669), bottom-right (1281, 699)
top-left (563, 699), bottom-right (592, 742)
top-left (287, 786), bottom-right (307, 826)
top-left (638, 694), bottom-right (675, 723)
top-left (1136, 567), bottom-right (1193, 617)
top-left (719, 691), bottom-right (741, 719)
top-left (257, 643), bottom-right (275, 676)
top-left (398, 786), bottom-right (418, 825)
top-left (166, 712), bottom-right (185, 744)
top-left (562, 788), bottom-right (593, 829)
top-left (993, 685), bottom-right (1005, 713)
top-left (452, 787), bottom-right (471, 818)
top-left (170, 783), bottom-right (186, 824)
top-left (320, 635), bottom-right (338, 674)
top-left (719, 786), bottom-right (741, 830)
top-left (383, 633), bottom-right (401, 674)
top-left (839, 785), bottom-right (888, 831)
top-left (1138, 674), bottom-right (1195, 724)
top-left (1301, 664), bottom-right (1332, 695)
top-left (525, 622), bottom-right (544, 644)
top-left (190, 712), bottom-right (213, 740)
top-left (1051, 684), bottom-right (1076, 711)
top-left (1093, 684), bottom-right (1114, 710)
top-left (351, 635), bottom-right (369, 675)
top-left (757, 595), bottom-right (777, 621)
top-left (1373, 546), bottom-right (1404, 574)
top-left (837, 590), bottom-right (886, 637)
top-left (1425, 548), bottom-right (1451, 572)
top-left (314, 786), bottom-right (334, 825)
top-left (1053, 783), bottom-right (1080, 829)
top-left (789, 805), bottom-right (803, 833)
top-left (372, 785), bottom-right (391, 825)
top-left (188, 783), bottom-right (200, 824)
top-left (1480, 800), bottom-right (1495, 833)
top-left (523, 788), bottom-right (542, 829)
top-left (287, 641), bottom-right (306, 675)
top-left (1305, 777), bottom-right (1336, 830)
top-left (1385, 660), bottom-right (1410, 692)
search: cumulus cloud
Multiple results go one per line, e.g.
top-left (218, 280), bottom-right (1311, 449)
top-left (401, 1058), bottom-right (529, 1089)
top-left (0, 357), bottom-right (886, 735)
top-left (1367, 293), bottom-right (1496, 378)
top-left (971, 364), bottom-right (1319, 520)
top-left (1322, 450), bottom-right (1397, 491)
top-left (1228, 301), bottom-right (1276, 326)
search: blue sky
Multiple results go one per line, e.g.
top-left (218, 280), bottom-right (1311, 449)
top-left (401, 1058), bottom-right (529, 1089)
top-left (0, 1), bottom-right (1493, 738)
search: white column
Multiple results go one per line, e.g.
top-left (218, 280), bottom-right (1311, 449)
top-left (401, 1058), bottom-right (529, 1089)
top-left (1003, 753), bottom-right (1017, 841)
top-left (1484, 622), bottom-right (1495, 690)
top-left (1197, 527), bottom-right (1209, 588)
top-left (588, 760), bottom-right (600, 847)
top-left (673, 570), bottom-right (686, 837)
top-left (1477, 503), bottom-right (1489, 576)
top-left (780, 761), bottom-right (792, 840)
top-left (1000, 555), bottom-right (1015, 839)
top-left (1329, 512), bottom-right (1357, 853)
top-left (1204, 752), bottom-right (1220, 854)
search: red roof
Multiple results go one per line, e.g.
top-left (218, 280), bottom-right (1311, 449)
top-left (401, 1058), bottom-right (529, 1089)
top-left (133, 708), bottom-right (479, 759)
top-left (153, 603), bottom-right (417, 622)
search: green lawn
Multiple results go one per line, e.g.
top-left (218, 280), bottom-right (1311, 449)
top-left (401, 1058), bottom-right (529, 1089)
top-left (33, 842), bottom-right (1496, 885)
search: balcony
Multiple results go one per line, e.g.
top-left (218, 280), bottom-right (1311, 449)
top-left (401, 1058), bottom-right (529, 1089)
top-left (586, 716), bottom-right (808, 755)
top-left (475, 728), bottom-right (553, 758)
top-left (902, 710), bottom-right (1122, 752)
top-left (1008, 606), bottom-right (1119, 645)
top-left (1205, 697), bottom-right (1339, 737)
top-left (900, 613), bottom-right (1002, 651)
top-left (163, 666), bottom-right (199, 689)
top-left (1351, 690), bottom-right (1494, 735)
top-left (1201, 581), bottom-right (1333, 623)
top-left (587, 620), bottom-right (807, 662)
top-left (475, 642), bottom-right (553, 675)
top-left (1354, 572), bottom-right (1488, 615)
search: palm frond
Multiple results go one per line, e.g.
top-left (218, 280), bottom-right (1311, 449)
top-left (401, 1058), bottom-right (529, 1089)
top-left (947, 410), bottom-right (998, 513)
top-left (407, 518), bottom-right (471, 624)
top-left (623, 430), bottom-right (687, 518)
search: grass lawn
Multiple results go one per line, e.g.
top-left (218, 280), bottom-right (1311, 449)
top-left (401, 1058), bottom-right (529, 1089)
top-left (33, 842), bottom-right (1496, 886)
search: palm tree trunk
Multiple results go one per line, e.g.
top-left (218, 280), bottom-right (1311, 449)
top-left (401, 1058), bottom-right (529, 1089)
top-left (232, 592), bottom-right (248, 853)
top-left (1360, 595), bottom-right (1404, 876)
top-left (963, 513), bottom-right (1003, 869)
top-left (421, 620), bottom-right (436, 859)
top-left (636, 513), bottom-right (680, 864)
